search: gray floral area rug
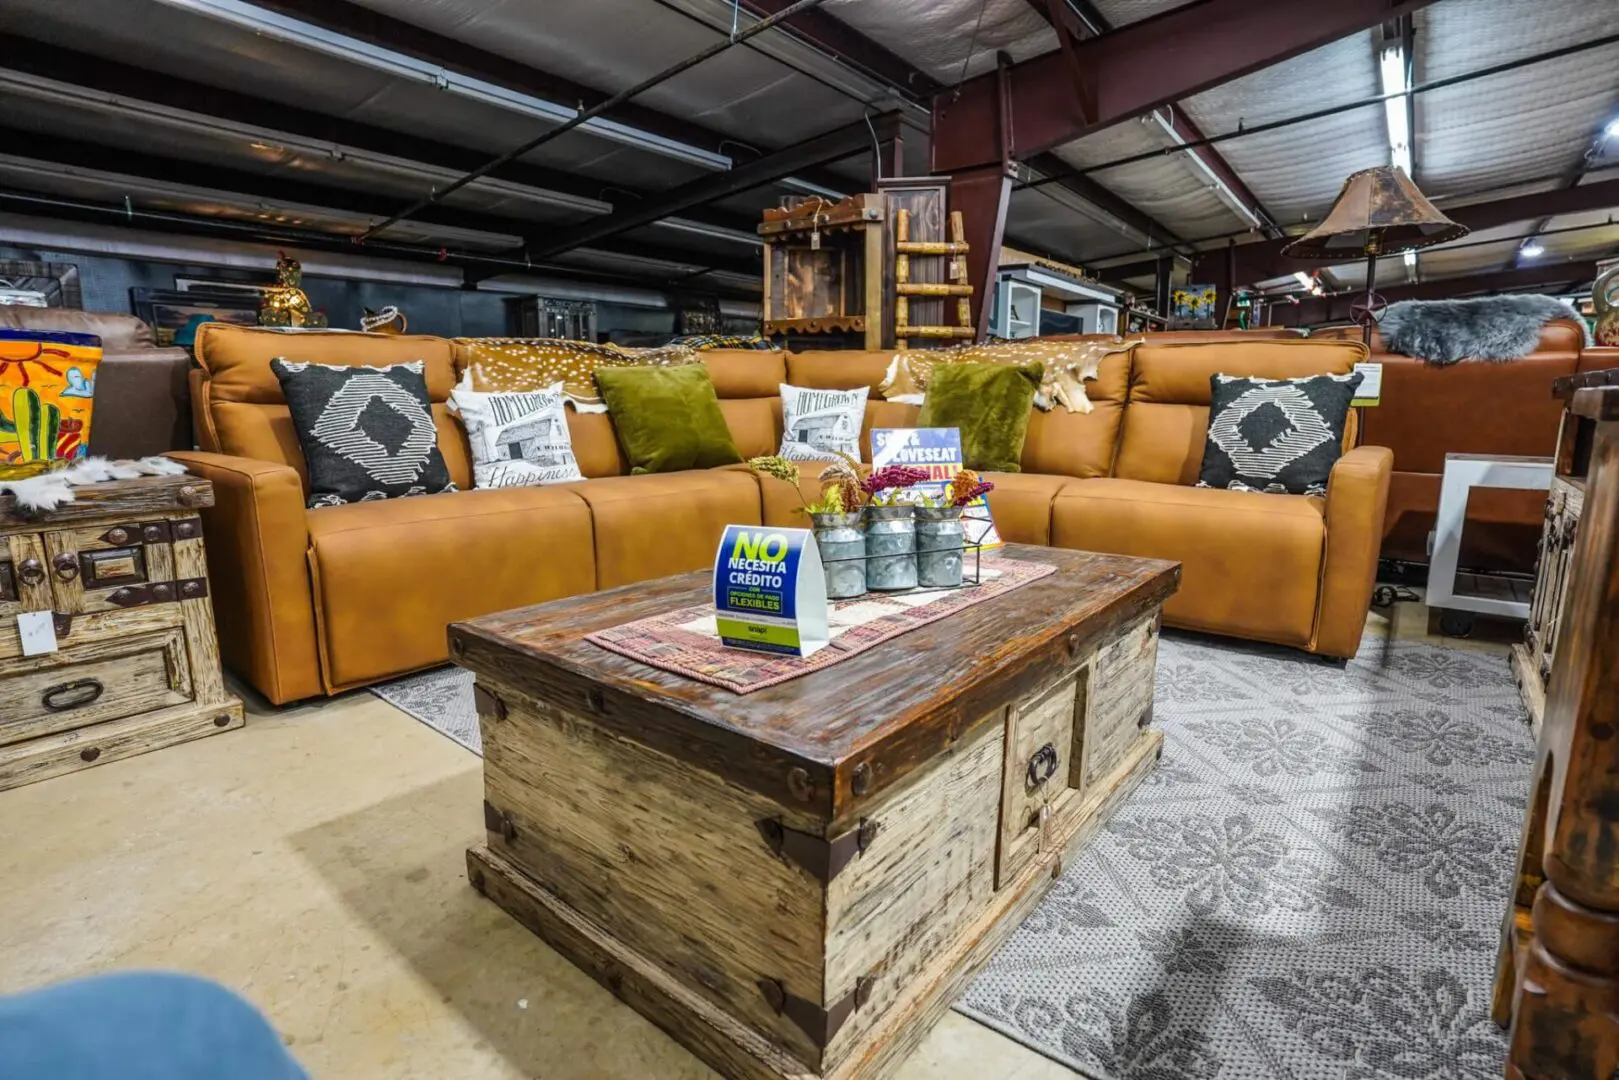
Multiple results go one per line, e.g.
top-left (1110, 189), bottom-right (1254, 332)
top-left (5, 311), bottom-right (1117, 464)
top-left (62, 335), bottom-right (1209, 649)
top-left (372, 631), bottom-right (1534, 1080)
top-left (370, 666), bottom-right (480, 753)
top-left (958, 630), bottom-right (1533, 1080)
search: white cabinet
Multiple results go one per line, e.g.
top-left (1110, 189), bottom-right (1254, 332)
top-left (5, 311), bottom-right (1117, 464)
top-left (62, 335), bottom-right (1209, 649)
top-left (993, 278), bottom-right (1042, 339)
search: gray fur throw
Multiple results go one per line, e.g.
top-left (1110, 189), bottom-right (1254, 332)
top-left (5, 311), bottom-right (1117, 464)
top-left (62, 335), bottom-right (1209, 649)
top-left (1378, 294), bottom-right (1588, 365)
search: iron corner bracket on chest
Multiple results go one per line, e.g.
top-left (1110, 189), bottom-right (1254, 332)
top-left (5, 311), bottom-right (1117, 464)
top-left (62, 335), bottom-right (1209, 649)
top-left (755, 816), bottom-right (880, 885)
top-left (103, 578), bottom-right (209, 608)
top-left (758, 974), bottom-right (875, 1051)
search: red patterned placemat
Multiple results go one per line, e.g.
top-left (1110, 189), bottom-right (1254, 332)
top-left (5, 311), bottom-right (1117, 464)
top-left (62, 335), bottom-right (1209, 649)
top-left (586, 558), bottom-right (1058, 693)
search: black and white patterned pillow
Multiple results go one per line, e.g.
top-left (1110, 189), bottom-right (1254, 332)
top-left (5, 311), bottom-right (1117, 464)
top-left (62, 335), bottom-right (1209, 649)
top-left (1197, 371), bottom-right (1363, 497)
top-left (271, 358), bottom-right (456, 509)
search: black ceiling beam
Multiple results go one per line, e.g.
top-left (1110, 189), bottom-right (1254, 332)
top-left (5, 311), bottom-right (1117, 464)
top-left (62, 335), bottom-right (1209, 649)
top-left (247, 0), bottom-right (851, 194)
top-left (737, 0), bottom-right (942, 99)
top-left (1026, 152), bottom-right (1188, 250)
top-left (0, 35), bottom-right (760, 237)
top-left (530, 112), bottom-right (901, 258)
top-left (0, 125), bottom-right (764, 279)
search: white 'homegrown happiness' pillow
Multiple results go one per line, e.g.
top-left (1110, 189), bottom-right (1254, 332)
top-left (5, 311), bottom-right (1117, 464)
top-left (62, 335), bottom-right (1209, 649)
top-left (448, 372), bottom-right (583, 488)
top-left (777, 383), bottom-right (868, 461)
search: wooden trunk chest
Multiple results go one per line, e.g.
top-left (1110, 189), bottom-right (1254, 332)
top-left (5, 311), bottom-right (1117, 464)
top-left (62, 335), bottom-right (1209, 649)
top-left (451, 545), bottom-right (1178, 1079)
top-left (0, 475), bottom-right (243, 790)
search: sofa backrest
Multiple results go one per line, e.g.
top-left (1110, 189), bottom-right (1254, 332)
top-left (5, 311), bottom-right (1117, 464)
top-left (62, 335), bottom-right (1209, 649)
top-left (0, 307), bottom-right (160, 352)
top-left (1115, 338), bottom-right (1367, 485)
top-left (786, 348), bottom-right (1130, 476)
top-left (1311, 318), bottom-right (1583, 470)
top-left (193, 324), bottom-right (471, 490)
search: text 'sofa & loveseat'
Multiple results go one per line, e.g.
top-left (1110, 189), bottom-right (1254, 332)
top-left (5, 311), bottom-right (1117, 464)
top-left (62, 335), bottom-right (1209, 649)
top-left (172, 324), bottom-right (1390, 704)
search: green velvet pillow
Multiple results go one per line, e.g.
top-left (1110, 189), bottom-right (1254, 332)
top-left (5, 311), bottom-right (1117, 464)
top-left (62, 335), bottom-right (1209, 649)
top-left (595, 364), bottom-right (742, 474)
top-left (916, 361), bottom-right (1043, 473)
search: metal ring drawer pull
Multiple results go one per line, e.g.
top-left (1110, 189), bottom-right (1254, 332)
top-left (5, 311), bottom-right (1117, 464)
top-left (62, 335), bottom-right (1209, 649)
top-left (17, 558), bottom-right (44, 586)
top-left (53, 553), bottom-right (79, 581)
top-left (1027, 743), bottom-right (1059, 789)
top-left (41, 678), bottom-right (104, 713)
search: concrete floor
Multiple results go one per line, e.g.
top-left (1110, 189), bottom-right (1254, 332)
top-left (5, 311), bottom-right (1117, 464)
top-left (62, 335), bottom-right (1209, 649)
top-left (0, 598), bottom-right (1514, 1079)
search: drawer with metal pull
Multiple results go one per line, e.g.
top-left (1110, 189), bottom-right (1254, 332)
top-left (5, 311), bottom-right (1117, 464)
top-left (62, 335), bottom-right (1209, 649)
top-left (0, 627), bottom-right (193, 745)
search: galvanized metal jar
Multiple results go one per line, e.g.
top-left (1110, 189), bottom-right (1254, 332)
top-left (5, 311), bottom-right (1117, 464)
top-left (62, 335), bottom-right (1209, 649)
top-left (809, 511), bottom-right (866, 600)
top-left (915, 506), bottom-right (966, 588)
top-left (863, 504), bottom-right (917, 591)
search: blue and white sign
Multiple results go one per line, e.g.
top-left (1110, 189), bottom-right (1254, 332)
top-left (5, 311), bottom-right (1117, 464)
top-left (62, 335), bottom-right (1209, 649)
top-left (712, 525), bottom-right (829, 657)
top-left (871, 427), bottom-right (1001, 549)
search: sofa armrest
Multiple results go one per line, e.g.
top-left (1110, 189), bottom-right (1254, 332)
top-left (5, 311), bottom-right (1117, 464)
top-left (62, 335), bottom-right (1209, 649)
top-left (168, 451), bottom-right (323, 704)
top-left (1313, 445), bottom-right (1394, 658)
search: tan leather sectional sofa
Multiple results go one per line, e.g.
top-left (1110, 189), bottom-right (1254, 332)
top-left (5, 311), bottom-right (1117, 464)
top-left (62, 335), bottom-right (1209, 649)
top-left (172, 324), bottom-right (1389, 704)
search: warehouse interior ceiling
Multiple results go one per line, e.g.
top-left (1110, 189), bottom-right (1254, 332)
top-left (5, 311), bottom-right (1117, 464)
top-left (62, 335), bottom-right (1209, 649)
top-left (0, 0), bottom-right (1614, 304)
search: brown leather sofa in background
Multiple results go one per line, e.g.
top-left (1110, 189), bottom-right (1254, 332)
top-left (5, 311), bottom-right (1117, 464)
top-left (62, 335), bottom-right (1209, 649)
top-left (0, 307), bottom-right (192, 458)
top-left (1313, 318), bottom-right (1603, 573)
top-left (173, 324), bottom-right (1389, 705)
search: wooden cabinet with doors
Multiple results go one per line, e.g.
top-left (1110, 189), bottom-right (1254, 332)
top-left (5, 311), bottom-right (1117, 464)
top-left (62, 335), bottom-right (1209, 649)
top-left (0, 474), bottom-right (242, 791)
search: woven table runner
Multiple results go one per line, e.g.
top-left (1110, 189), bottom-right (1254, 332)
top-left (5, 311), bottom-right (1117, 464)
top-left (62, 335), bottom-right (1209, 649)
top-left (586, 558), bottom-right (1058, 693)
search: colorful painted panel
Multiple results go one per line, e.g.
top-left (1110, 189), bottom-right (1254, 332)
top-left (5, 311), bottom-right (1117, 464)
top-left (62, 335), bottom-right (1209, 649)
top-left (0, 329), bottom-right (100, 479)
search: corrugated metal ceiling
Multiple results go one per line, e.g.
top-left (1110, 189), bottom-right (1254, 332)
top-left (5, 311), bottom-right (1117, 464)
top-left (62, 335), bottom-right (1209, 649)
top-left (0, 0), bottom-right (1614, 291)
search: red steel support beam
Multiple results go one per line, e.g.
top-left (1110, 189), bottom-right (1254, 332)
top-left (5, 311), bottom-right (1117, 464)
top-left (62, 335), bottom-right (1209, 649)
top-left (932, 0), bottom-right (1439, 173)
top-left (948, 56), bottom-right (1017, 338)
top-left (1192, 176), bottom-right (1619, 286)
top-left (1271, 261), bottom-right (1601, 326)
top-left (1022, 0), bottom-right (1279, 237)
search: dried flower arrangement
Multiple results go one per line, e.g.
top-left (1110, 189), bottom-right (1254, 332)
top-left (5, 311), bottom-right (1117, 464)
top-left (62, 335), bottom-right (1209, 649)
top-left (948, 468), bottom-right (995, 508)
top-left (747, 452), bottom-right (935, 513)
top-left (862, 464), bottom-right (929, 507)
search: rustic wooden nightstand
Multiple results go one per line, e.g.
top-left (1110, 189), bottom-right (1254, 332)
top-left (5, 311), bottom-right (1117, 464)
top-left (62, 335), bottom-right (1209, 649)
top-left (0, 474), bottom-right (243, 791)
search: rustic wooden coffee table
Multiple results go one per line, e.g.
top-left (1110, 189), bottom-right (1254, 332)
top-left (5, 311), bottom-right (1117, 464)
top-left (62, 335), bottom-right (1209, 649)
top-left (451, 544), bottom-right (1178, 1080)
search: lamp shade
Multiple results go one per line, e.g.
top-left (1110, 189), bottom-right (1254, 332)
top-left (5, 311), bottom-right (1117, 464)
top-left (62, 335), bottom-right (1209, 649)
top-left (1281, 165), bottom-right (1467, 260)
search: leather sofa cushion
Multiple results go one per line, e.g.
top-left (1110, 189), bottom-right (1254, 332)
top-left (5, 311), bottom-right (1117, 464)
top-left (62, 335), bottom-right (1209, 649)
top-left (1020, 349), bottom-right (1130, 478)
top-left (1052, 479), bottom-right (1325, 647)
top-left (1117, 339), bottom-right (1364, 485)
top-left (212, 401), bottom-right (473, 490)
top-left (559, 470), bottom-right (763, 589)
top-left (197, 324), bottom-right (458, 404)
top-left (0, 307), bottom-right (157, 350)
top-left (306, 486), bottom-right (596, 689)
top-left (717, 398), bottom-right (784, 460)
top-left (982, 473), bottom-right (1080, 546)
top-left (1360, 356), bottom-right (1571, 472)
top-left (701, 350), bottom-right (788, 397)
top-left (787, 351), bottom-right (894, 393)
top-left (565, 410), bottom-right (630, 478)
top-left (90, 349), bottom-right (193, 458)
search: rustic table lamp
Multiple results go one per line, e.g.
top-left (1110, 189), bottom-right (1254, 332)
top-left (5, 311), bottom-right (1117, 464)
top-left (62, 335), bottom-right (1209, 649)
top-left (1281, 165), bottom-right (1467, 342)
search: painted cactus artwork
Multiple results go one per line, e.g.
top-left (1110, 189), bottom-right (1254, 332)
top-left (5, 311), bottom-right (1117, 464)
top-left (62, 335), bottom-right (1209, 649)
top-left (0, 329), bottom-right (100, 478)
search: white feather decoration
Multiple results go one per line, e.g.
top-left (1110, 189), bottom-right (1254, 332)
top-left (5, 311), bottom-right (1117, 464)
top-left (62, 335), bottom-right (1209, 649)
top-left (0, 456), bottom-right (190, 513)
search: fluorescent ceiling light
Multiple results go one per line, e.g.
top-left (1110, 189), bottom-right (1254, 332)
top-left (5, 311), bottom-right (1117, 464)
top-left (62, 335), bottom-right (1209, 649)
top-left (1521, 241), bottom-right (1545, 259)
top-left (0, 68), bottom-right (613, 216)
top-left (1148, 111), bottom-right (1262, 228)
top-left (1380, 44), bottom-right (1413, 175)
top-left (150, 0), bottom-right (733, 171)
top-left (1293, 271), bottom-right (1313, 291)
top-left (1403, 249), bottom-right (1418, 273)
top-left (1607, 118), bottom-right (1619, 139)
top-left (781, 176), bottom-right (846, 201)
top-left (0, 154), bottom-right (525, 248)
top-left (653, 217), bottom-right (763, 247)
